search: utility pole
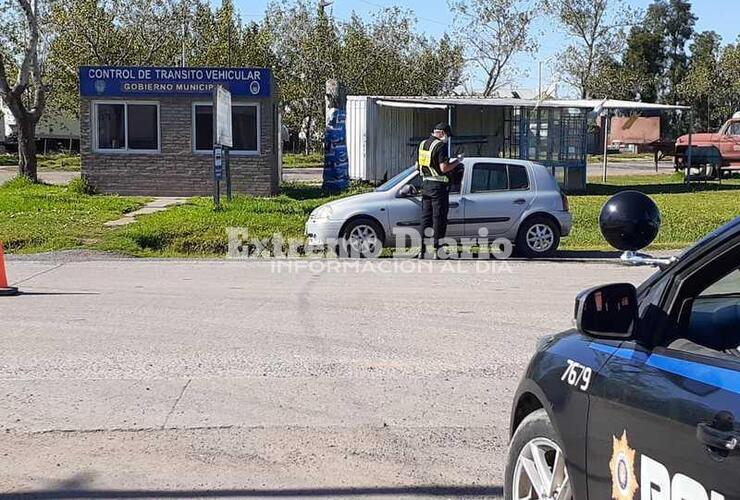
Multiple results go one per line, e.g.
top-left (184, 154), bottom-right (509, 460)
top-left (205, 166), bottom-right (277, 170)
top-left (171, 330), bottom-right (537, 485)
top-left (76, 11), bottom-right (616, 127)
top-left (181, 1), bottom-right (187, 67)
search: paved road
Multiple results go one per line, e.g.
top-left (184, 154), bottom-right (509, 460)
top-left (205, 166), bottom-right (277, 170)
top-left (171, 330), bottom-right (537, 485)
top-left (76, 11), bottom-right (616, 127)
top-left (282, 167), bottom-right (323, 183)
top-left (0, 258), bottom-right (655, 499)
top-left (284, 162), bottom-right (676, 185)
top-left (586, 160), bottom-right (675, 178)
top-left (0, 166), bottom-right (79, 186)
top-left (0, 162), bottom-right (673, 190)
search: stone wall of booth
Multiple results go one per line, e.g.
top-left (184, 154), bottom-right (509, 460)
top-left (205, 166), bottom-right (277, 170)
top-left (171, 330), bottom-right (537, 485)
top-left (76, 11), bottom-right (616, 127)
top-left (80, 96), bottom-right (279, 196)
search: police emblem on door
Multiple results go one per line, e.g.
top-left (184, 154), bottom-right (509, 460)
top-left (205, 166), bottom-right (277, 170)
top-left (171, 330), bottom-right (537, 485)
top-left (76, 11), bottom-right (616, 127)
top-left (610, 431), bottom-right (639, 500)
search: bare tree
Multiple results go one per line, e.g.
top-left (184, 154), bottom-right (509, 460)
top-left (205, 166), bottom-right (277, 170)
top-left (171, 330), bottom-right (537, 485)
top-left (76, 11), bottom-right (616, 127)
top-left (545, 0), bottom-right (638, 98)
top-left (0, 0), bottom-right (48, 182)
top-left (450, 0), bottom-right (539, 96)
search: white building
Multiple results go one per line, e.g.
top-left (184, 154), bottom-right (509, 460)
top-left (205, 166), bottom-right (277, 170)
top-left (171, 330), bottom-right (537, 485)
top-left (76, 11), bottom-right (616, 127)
top-left (0, 97), bottom-right (80, 151)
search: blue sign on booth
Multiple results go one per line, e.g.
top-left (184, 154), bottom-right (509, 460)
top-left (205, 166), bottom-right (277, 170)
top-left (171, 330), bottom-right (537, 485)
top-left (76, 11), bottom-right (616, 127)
top-left (79, 66), bottom-right (271, 98)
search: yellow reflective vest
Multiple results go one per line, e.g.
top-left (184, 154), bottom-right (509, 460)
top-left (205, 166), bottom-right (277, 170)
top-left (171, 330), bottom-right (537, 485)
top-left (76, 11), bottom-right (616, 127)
top-left (418, 138), bottom-right (449, 183)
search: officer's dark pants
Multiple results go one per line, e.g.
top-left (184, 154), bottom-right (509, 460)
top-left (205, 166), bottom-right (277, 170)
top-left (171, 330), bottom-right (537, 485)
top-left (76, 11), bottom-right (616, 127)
top-left (421, 180), bottom-right (449, 257)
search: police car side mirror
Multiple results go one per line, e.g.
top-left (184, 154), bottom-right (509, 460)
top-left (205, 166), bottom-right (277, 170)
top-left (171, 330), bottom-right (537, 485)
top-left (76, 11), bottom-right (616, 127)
top-left (398, 184), bottom-right (417, 198)
top-left (575, 283), bottom-right (638, 340)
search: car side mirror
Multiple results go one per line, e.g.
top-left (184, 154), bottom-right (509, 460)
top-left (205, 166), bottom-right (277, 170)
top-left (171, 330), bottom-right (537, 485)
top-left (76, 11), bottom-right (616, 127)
top-left (398, 184), bottom-right (417, 198)
top-left (575, 283), bottom-right (638, 340)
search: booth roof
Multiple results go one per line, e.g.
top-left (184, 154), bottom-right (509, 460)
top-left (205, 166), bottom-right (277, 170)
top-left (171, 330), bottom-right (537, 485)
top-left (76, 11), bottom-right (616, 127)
top-left (353, 95), bottom-right (691, 111)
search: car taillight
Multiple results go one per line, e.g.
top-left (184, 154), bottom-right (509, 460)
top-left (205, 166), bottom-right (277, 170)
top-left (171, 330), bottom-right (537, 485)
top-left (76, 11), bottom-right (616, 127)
top-left (560, 191), bottom-right (570, 212)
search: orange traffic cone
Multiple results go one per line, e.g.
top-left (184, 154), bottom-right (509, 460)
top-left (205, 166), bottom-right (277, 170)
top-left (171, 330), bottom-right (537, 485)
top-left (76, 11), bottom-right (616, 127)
top-left (0, 241), bottom-right (19, 296)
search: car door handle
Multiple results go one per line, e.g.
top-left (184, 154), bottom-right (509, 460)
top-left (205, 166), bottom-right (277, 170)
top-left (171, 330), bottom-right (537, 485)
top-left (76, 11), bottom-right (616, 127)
top-left (697, 412), bottom-right (738, 454)
top-left (450, 202), bottom-right (460, 208)
top-left (513, 199), bottom-right (527, 205)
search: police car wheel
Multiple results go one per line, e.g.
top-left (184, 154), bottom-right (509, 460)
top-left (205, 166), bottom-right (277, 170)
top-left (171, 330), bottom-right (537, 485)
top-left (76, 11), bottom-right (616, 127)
top-left (339, 218), bottom-right (384, 258)
top-left (516, 217), bottom-right (560, 258)
top-left (505, 409), bottom-right (572, 500)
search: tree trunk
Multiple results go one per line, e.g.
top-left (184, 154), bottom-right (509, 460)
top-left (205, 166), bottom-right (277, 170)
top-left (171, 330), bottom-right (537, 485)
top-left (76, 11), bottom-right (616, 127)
top-left (18, 119), bottom-right (38, 182)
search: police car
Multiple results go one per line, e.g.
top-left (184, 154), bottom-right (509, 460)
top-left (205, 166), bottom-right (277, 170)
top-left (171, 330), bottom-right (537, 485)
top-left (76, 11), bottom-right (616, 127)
top-left (505, 192), bottom-right (739, 500)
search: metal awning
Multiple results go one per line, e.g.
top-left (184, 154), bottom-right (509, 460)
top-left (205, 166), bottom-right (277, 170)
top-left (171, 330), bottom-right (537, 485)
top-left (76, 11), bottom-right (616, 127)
top-left (370, 95), bottom-right (691, 111)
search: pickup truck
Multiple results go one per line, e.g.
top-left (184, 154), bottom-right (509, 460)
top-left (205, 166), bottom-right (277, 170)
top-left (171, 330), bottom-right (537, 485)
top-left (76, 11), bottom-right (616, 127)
top-left (675, 112), bottom-right (740, 178)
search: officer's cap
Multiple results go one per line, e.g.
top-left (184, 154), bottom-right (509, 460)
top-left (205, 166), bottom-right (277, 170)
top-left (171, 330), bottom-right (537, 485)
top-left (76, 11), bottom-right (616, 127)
top-left (433, 123), bottom-right (453, 137)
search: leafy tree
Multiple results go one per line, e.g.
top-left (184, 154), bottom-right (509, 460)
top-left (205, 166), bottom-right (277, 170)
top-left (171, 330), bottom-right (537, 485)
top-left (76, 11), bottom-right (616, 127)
top-left (339, 9), bottom-right (463, 96)
top-left (653, 0), bottom-right (696, 104)
top-left (545, 0), bottom-right (638, 99)
top-left (680, 33), bottom-right (740, 131)
top-left (588, 57), bottom-right (644, 100)
top-left (46, 0), bottom-right (182, 116)
top-left (718, 40), bottom-right (740, 120)
top-left (449, 0), bottom-right (539, 96)
top-left (0, 0), bottom-right (50, 181)
top-left (623, 23), bottom-right (664, 102)
top-left (678, 31), bottom-right (721, 129)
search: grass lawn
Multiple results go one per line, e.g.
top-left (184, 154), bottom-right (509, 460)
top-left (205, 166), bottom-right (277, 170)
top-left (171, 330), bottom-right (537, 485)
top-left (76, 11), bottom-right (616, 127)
top-left (0, 177), bottom-right (145, 254)
top-left (0, 153), bottom-right (80, 171)
top-left (282, 152), bottom-right (323, 169)
top-left (1, 172), bottom-right (738, 257)
top-left (99, 182), bottom-right (370, 256)
top-left (563, 174), bottom-right (740, 251)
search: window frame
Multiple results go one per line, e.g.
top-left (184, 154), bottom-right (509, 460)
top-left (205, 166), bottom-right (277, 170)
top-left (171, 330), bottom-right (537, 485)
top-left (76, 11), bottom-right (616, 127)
top-left (658, 239), bottom-right (740, 364)
top-left (191, 101), bottom-right (261, 156)
top-left (92, 100), bottom-right (161, 154)
top-left (468, 162), bottom-right (531, 194)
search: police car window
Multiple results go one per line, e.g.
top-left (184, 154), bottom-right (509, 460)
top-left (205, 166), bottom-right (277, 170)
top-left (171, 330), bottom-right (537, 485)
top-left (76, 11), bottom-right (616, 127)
top-left (700, 268), bottom-right (740, 297)
top-left (471, 164), bottom-right (507, 193)
top-left (675, 267), bottom-right (740, 359)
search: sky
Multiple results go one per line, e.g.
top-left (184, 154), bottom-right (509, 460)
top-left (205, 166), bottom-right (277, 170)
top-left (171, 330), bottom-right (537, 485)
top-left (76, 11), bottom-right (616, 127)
top-left (233, 0), bottom-right (740, 96)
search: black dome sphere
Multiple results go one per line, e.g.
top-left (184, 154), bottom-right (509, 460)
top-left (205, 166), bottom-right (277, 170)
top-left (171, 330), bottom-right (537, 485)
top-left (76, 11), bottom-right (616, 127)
top-left (599, 191), bottom-right (661, 251)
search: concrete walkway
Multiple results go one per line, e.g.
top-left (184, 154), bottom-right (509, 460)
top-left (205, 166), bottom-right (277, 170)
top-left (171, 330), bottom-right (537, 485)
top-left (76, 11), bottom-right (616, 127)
top-left (104, 197), bottom-right (188, 227)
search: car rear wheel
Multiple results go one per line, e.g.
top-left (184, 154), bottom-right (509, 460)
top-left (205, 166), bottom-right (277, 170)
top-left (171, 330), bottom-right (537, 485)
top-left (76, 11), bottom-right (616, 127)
top-left (516, 217), bottom-right (560, 258)
top-left (339, 217), bottom-right (384, 258)
top-left (505, 409), bottom-right (572, 500)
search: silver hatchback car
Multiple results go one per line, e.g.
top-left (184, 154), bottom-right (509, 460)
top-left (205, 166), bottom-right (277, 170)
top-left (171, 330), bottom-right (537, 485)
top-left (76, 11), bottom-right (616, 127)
top-left (305, 158), bottom-right (572, 257)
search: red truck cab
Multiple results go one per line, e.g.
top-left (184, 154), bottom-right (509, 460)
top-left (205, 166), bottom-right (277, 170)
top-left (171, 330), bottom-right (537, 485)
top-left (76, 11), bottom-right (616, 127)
top-left (675, 112), bottom-right (740, 172)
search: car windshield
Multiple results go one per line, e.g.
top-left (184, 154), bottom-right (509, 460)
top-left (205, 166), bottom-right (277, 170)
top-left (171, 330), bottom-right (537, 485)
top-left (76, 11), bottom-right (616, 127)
top-left (375, 166), bottom-right (415, 192)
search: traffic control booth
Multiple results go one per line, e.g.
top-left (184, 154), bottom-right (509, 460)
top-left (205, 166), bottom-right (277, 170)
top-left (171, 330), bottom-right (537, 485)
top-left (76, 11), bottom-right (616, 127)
top-left (79, 66), bottom-right (280, 196)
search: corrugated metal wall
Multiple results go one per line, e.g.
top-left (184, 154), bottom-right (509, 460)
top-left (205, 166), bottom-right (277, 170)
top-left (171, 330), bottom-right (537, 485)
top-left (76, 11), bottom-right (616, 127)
top-left (368, 105), bottom-right (416, 184)
top-left (346, 96), bottom-right (368, 180)
top-left (347, 98), bottom-right (586, 190)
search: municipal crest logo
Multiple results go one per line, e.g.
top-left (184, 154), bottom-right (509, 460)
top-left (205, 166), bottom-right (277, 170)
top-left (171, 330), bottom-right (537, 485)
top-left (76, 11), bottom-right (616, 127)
top-left (250, 81), bottom-right (261, 95)
top-left (609, 431), bottom-right (639, 500)
top-left (94, 79), bottom-right (106, 95)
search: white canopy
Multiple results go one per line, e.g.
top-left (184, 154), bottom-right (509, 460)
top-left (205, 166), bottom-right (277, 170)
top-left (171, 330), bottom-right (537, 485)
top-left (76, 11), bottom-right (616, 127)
top-left (371, 96), bottom-right (690, 111)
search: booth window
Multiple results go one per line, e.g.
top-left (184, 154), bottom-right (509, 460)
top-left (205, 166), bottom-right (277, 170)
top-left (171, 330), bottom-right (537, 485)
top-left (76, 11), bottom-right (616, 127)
top-left (95, 102), bottom-right (159, 152)
top-left (193, 103), bottom-right (260, 154)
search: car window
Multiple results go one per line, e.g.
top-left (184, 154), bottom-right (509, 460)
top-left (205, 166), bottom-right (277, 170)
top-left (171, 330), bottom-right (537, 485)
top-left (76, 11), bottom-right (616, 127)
top-left (727, 122), bottom-right (740, 136)
top-left (508, 165), bottom-right (529, 190)
top-left (471, 164), bottom-right (507, 193)
top-left (376, 166), bottom-right (415, 192)
top-left (673, 266), bottom-right (740, 359)
top-left (700, 268), bottom-right (740, 297)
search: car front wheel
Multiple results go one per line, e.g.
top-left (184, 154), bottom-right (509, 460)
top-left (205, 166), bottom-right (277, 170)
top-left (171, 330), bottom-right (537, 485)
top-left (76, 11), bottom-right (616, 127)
top-left (505, 409), bottom-right (573, 500)
top-left (339, 217), bottom-right (384, 258)
top-left (516, 217), bottom-right (560, 258)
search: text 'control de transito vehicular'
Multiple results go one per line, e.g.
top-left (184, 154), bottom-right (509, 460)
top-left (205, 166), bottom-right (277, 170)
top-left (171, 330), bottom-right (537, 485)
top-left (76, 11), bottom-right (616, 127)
top-left (505, 191), bottom-right (739, 500)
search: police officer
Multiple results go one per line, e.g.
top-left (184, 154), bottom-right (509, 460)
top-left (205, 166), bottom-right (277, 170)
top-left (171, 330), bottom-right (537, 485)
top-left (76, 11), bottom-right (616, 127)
top-left (417, 123), bottom-right (464, 258)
